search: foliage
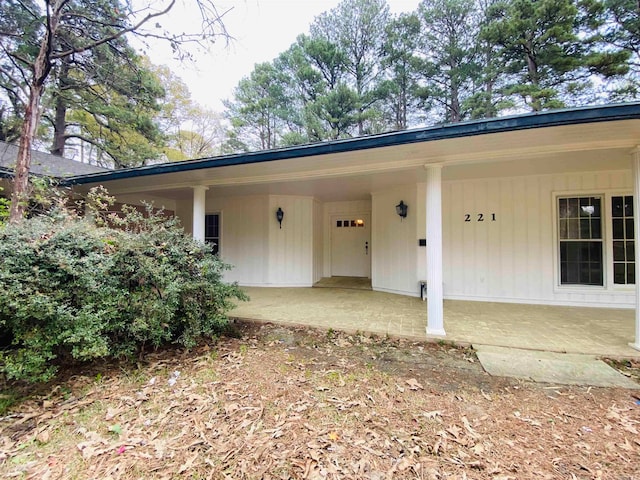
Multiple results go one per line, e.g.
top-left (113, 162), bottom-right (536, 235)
top-left (0, 188), bottom-right (247, 383)
top-left (1, 0), bottom-right (228, 222)
top-left (0, 187), bottom-right (9, 225)
top-left (222, 0), bottom-right (636, 153)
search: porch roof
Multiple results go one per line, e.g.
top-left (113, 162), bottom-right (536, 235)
top-left (65, 102), bottom-right (640, 187)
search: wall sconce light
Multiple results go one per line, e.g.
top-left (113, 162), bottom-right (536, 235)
top-left (276, 207), bottom-right (284, 229)
top-left (396, 200), bottom-right (408, 220)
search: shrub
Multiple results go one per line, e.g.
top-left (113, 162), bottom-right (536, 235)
top-left (0, 187), bottom-right (8, 225)
top-left (0, 190), bottom-right (247, 382)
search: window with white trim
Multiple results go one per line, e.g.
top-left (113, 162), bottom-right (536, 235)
top-left (558, 196), bottom-right (603, 286)
top-left (612, 195), bottom-right (635, 285)
top-left (205, 213), bottom-right (220, 255)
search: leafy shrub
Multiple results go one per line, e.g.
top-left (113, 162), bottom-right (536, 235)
top-left (0, 187), bottom-right (8, 225)
top-left (0, 190), bottom-right (247, 382)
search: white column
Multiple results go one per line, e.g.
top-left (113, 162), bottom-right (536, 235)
top-left (425, 163), bottom-right (446, 336)
top-left (630, 148), bottom-right (640, 351)
top-left (192, 186), bottom-right (208, 243)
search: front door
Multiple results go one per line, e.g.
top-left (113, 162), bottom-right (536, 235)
top-left (331, 214), bottom-right (371, 277)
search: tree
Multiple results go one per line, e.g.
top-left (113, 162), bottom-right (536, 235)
top-left (414, 0), bottom-right (481, 123)
top-left (379, 13), bottom-right (422, 130)
top-left (480, 0), bottom-right (628, 112)
top-left (597, 0), bottom-right (639, 99)
top-left (0, 0), bottom-right (228, 222)
top-left (311, 0), bottom-right (391, 135)
top-left (164, 109), bottom-right (228, 160)
top-left (224, 62), bottom-right (290, 151)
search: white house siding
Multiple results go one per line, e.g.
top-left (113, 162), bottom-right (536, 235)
top-left (442, 169), bottom-right (634, 308)
top-left (323, 200), bottom-right (372, 278)
top-left (371, 186), bottom-right (419, 296)
top-left (205, 195), bottom-right (269, 286)
top-left (267, 195), bottom-right (315, 286)
top-left (313, 199), bottom-right (324, 284)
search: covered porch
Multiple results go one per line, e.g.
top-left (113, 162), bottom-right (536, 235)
top-left (231, 286), bottom-right (640, 358)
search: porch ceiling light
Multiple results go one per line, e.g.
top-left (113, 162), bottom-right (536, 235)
top-left (396, 200), bottom-right (408, 219)
top-left (276, 207), bottom-right (284, 229)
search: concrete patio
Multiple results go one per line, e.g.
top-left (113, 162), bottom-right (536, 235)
top-left (230, 286), bottom-right (640, 359)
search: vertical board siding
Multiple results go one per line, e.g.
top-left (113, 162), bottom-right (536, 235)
top-left (443, 169), bottom-right (634, 307)
top-left (371, 186), bottom-right (418, 295)
top-left (268, 195), bottom-right (314, 286)
top-left (208, 196), bottom-right (268, 285)
top-left (313, 200), bottom-right (324, 283)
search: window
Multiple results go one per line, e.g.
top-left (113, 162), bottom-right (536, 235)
top-left (558, 196), bottom-right (603, 286)
top-left (205, 214), bottom-right (220, 254)
top-left (612, 196), bottom-right (635, 285)
top-left (336, 219), bottom-right (365, 228)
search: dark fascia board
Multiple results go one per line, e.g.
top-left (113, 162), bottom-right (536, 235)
top-left (63, 102), bottom-right (640, 186)
top-left (0, 167), bottom-right (15, 179)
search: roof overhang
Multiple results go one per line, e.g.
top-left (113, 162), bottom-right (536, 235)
top-left (64, 103), bottom-right (640, 201)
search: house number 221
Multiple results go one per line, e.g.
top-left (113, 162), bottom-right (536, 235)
top-left (464, 213), bottom-right (496, 222)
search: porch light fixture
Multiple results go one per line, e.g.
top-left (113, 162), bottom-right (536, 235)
top-left (276, 207), bottom-right (284, 228)
top-left (396, 200), bottom-right (408, 220)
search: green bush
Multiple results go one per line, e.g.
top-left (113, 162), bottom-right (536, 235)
top-left (0, 191), bottom-right (247, 382)
top-left (0, 187), bottom-right (9, 225)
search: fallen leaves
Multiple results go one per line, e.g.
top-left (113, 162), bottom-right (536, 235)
top-left (1, 322), bottom-right (639, 479)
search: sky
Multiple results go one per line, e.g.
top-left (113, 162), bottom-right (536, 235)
top-left (146, 0), bottom-right (421, 112)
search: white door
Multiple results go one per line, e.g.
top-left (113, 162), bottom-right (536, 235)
top-left (331, 214), bottom-right (371, 277)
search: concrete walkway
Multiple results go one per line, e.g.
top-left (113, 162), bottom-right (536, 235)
top-left (230, 287), bottom-right (640, 359)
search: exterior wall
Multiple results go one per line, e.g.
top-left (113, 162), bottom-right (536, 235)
top-left (207, 195), bottom-right (269, 285)
top-left (267, 195), bottom-right (315, 286)
top-left (442, 169), bottom-right (634, 307)
top-left (313, 199), bottom-right (324, 283)
top-left (323, 200), bottom-right (372, 277)
top-left (176, 193), bottom-right (316, 287)
top-left (371, 185), bottom-right (419, 296)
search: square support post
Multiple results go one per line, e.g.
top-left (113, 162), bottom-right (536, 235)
top-left (192, 186), bottom-right (208, 243)
top-left (630, 148), bottom-right (640, 351)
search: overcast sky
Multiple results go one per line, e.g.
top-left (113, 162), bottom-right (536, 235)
top-left (147, 0), bottom-right (421, 111)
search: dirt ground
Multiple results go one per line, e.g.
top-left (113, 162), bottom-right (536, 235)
top-left (1, 320), bottom-right (640, 479)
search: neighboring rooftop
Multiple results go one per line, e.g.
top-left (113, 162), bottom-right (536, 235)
top-left (0, 140), bottom-right (109, 177)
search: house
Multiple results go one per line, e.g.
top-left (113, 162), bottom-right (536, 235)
top-left (0, 140), bottom-right (109, 178)
top-left (10, 104), bottom-right (640, 345)
top-left (0, 140), bottom-right (109, 200)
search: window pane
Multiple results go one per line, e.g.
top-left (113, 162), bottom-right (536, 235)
top-left (613, 241), bottom-right (625, 262)
top-left (591, 218), bottom-right (601, 239)
top-left (629, 263), bottom-right (636, 284)
top-left (580, 219), bottom-right (591, 238)
top-left (559, 198), bottom-right (568, 219)
top-left (568, 219), bottom-right (579, 239)
top-left (612, 196), bottom-right (624, 217)
top-left (627, 241), bottom-right (635, 262)
top-left (612, 219), bottom-right (624, 239)
top-left (625, 196), bottom-right (634, 217)
top-left (568, 198), bottom-right (579, 218)
top-left (591, 197), bottom-right (601, 218)
top-left (626, 218), bottom-right (634, 239)
top-left (613, 263), bottom-right (626, 284)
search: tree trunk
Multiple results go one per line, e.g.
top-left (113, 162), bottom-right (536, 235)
top-left (50, 60), bottom-right (70, 157)
top-left (9, 0), bottom-right (62, 223)
top-left (8, 84), bottom-right (43, 222)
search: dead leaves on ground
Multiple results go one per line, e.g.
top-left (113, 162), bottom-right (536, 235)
top-left (1, 323), bottom-right (640, 479)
